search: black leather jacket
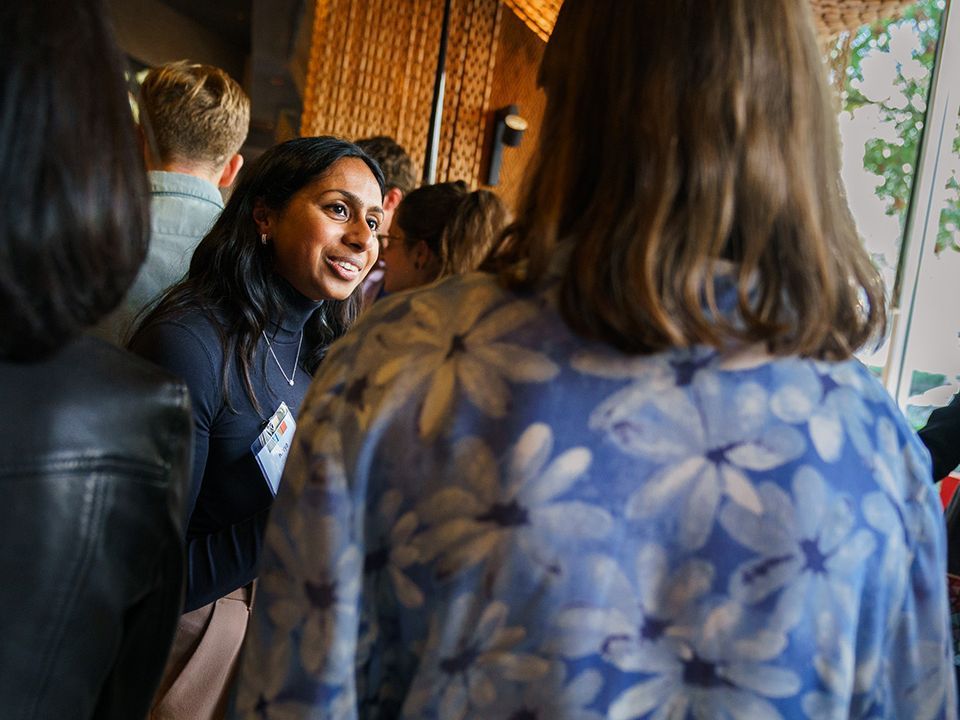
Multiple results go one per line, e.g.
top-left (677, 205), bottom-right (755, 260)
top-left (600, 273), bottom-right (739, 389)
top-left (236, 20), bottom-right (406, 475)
top-left (919, 390), bottom-right (960, 482)
top-left (0, 336), bottom-right (192, 719)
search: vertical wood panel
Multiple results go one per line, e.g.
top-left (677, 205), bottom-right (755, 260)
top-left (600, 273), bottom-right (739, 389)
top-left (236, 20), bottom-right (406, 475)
top-left (301, 0), bottom-right (499, 187)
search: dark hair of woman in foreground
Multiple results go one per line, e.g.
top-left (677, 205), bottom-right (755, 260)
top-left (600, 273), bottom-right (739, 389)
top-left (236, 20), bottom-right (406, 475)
top-left (0, 0), bottom-right (149, 360)
top-left (0, 2), bottom-right (193, 718)
top-left (497, 0), bottom-right (885, 360)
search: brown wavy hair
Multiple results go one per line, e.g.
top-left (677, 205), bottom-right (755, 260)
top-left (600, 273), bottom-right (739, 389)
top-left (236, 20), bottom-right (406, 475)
top-left (500, 0), bottom-right (885, 360)
top-left (440, 187), bottom-right (509, 277)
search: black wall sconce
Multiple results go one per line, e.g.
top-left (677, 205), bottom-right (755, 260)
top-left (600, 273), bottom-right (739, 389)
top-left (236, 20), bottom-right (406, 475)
top-left (486, 104), bottom-right (528, 186)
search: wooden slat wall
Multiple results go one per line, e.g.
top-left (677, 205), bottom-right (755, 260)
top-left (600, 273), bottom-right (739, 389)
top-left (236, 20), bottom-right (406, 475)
top-left (497, 0), bottom-right (915, 42)
top-left (301, 0), bottom-right (501, 187)
top-left (437, 0), bottom-right (502, 183)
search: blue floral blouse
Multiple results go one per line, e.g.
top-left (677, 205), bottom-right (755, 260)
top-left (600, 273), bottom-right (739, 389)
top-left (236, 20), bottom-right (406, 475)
top-left (232, 269), bottom-right (956, 719)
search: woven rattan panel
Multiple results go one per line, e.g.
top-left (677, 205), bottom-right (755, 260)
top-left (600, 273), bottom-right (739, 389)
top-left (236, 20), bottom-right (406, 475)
top-left (301, 0), bottom-right (500, 186)
top-left (813, 0), bottom-right (915, 38)
top-left (437, 0), bottom-right (502, 184)
top-left (499, 0), bottom-right (916, 41)
top-left (500, 0), bottom-right (557, 40)
top-left (301, 0), bottom-right (444, 181)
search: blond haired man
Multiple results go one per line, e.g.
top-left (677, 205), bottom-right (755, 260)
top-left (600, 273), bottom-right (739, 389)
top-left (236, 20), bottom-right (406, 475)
top-left (93, 60), bottom-right (250, 344)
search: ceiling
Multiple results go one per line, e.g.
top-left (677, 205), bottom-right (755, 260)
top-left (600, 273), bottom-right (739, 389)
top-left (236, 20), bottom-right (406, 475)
top-left (143, 0), bottom-right (307, 155)
top-left (163, 0), bottom-right (252, 51)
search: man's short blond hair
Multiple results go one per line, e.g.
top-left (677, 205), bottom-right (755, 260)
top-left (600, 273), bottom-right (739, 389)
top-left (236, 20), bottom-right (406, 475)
top-left (140, 60), bottom-right (250, 169)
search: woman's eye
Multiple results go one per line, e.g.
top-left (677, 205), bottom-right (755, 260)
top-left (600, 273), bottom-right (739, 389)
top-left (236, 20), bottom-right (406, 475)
top-left (328, 202), bottom-right (348, 218)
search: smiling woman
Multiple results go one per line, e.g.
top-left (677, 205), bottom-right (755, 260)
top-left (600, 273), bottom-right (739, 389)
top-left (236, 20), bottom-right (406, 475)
top-left (255, 157), bottom-right (383, 302)
top-left (128, 136), bottom-right (384, 720)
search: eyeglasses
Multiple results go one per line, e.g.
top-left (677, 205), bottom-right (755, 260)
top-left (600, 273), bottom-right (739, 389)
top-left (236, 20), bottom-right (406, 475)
top-left (377, 234), bottom-right (400, 250)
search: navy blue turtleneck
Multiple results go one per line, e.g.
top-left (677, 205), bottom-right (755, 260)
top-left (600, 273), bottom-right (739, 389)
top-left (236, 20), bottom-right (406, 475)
top-left (131, 279), bottom-right (321, 611)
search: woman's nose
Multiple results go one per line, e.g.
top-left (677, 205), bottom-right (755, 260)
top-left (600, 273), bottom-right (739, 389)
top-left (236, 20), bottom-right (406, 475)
top-left (343, 218), bottom-right (375, 251)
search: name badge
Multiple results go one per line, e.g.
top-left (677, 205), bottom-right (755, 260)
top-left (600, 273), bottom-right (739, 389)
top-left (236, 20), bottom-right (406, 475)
top-left (251, 401), bottom-right (297, 495)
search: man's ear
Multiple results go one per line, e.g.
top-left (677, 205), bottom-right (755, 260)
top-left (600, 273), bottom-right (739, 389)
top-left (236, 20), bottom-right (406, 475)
top-left (383, 187), bottom-right (404, 213)
top-left (217, 153), bottom-right (244, 188)
top-left (252, 198), bottom-right (275, 237)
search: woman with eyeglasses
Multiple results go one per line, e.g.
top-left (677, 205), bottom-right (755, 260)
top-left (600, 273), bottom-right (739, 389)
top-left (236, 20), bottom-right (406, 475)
top-left (378, 180), bottom-right (508, 295)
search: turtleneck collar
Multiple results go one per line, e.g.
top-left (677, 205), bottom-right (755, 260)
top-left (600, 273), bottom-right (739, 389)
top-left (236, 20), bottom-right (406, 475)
top-left (269, 275), bottom-right (323, 338)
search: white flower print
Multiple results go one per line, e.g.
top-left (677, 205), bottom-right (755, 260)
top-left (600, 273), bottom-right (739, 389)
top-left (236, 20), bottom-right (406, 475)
top-left (799, 609), bottom-right (858, 719)
top-left (281, 417), bottom-right (348, 498)
top-left (234, 680), bottom-right (354, 720)
top-left (554, 548), bottom-right (713, 672)
top-left (371, 279), bottom-right (559, 439)
top-left (470, 663), bottom-right (605, 720)
top-left (413, 423), bottom-right (610, 580)
top-left (769, 360), bottom-right (879, 464)
top-left (605, 602), bottom-right (801, 720)
top-left (802, 623), bottom-right (953, 720)
top-left (719, 466), bottom-right (876, 625)
top-left (231, 269), bottom-right (956, 719)
top-left (233, 510), bottom-right (361, 719)
top-left (573, 346), bottom-right (720, 391)
top-left (233, 612), bottom-right (316, 720)
top-left (404, 595), bottom-right (550, 720)
top-left (572, 343), bottom-right (771, 402)
top-left (592, 370), bottom-right (805, 549)
top-left (871, 414), bottom-right (932, 503)
top-left (364, 488), bottom-right (423, 609)
top-left (259, 513), bottom-right (361, 685)
top-left (861, 491), bottom-right (910, 633)
top-left (889, 640), bottom-right (956, 720)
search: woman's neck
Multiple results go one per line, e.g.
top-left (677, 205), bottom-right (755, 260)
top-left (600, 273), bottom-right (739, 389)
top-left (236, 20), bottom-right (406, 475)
top-left (270, 275), bottom-right (323, 337)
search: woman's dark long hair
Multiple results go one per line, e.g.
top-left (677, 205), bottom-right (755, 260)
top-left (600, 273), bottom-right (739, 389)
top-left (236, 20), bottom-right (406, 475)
top-left (0, 0), bottom-right (149, 361)
top-left (132, 136), bottom-right (384, 409)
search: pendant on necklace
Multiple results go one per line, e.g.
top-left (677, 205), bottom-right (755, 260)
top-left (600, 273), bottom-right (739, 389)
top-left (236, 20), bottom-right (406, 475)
top-left (262, 329), bottom-right (303, 388)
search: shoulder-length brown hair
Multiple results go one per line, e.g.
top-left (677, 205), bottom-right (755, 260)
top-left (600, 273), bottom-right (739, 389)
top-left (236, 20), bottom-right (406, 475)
top-left (501, 0), bottom-right (885, 360)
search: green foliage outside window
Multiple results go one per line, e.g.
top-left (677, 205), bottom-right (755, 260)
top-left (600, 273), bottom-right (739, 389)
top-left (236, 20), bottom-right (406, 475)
top-left (838, 0), bottom-right (959, 254)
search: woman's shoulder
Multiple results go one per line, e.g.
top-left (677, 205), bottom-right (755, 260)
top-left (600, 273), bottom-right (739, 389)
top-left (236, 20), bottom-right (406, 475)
top-left (328, 271), bottom-right (540, 371)
top-left (129, 306), bottom-right (227, 388)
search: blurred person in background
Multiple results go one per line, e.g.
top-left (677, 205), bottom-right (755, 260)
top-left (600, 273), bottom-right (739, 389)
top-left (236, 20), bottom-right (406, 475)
top-left (380, 180), bottom-right (508, 293)
top-left (92, 59), bottom-right (250, 345)
top-left (355, 135), bottom-right (417, 308)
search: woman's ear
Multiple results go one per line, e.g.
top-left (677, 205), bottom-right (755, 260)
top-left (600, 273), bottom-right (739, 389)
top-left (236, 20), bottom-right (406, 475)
top-left (252, 199), bottom-right (275, 237)
top-left (414, 240), bottom-right (439, 274)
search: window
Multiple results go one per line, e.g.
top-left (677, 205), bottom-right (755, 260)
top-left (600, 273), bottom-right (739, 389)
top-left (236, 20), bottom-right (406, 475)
top-left (837, 0), bottom-right (960, 431)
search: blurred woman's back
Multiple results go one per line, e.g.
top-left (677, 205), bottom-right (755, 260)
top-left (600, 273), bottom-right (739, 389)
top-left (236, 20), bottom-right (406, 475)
top-left (232, 1), bottom-right (956, 718)
top-left (0, 1), bottom-right (193, 717)
top-left (379, 180), bottom-right (507, 294)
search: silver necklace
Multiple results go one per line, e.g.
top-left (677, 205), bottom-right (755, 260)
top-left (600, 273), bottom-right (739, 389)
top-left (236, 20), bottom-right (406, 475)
top-left (262, 329), bottom-right (302, 387)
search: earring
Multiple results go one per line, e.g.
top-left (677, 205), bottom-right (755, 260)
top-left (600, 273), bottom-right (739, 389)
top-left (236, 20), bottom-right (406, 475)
top-left (260, 233), bottom-right (268, 246)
